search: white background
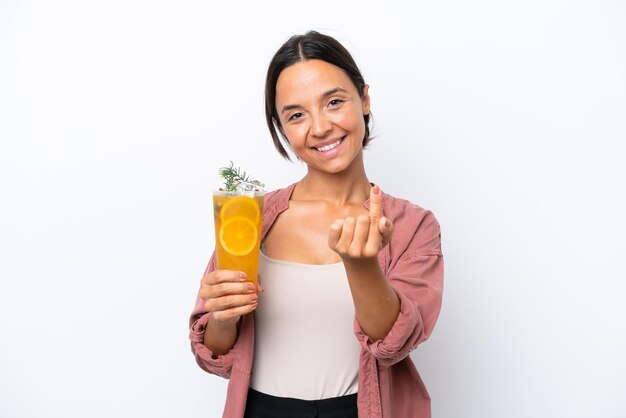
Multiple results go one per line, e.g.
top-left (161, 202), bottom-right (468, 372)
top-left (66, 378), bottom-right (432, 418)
top-left (1, 1), bottom-right (625, 417)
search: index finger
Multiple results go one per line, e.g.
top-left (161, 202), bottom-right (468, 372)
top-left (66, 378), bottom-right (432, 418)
top-left (201, 269), bottom-right (247, 286)
top-left (366, 185), bottom-right (383, 250)
top-left (369, 185), bottom-right (382, 222)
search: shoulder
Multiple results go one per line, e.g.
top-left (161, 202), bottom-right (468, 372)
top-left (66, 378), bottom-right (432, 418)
top-left (382, 191), bottom-right (442, 257)
top-left (262, 183), bottom-right (297, 215)
top-left (382, 191), bottom-right (438, 229)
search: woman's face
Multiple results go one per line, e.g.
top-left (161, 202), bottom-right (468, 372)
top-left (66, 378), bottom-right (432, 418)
top-left (274, 59), bottom-right (370, 174)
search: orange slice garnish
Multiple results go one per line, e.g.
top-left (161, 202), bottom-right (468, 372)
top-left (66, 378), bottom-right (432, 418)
top-left (220, 196), bottom-right (260, 224)
top-left (219, 216), bottom-right (258, 256)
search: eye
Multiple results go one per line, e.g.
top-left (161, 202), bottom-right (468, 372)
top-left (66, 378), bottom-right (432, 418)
top-left (328, 99), bottom-right (344, 107)
top-left (288, 112), bottom-right (303, 121)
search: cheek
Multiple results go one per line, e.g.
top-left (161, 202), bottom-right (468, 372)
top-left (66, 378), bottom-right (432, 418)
top-left (344, 110), bottom-right (366, 135)
top-left (282, 124), bottom-right (307, 147)
top-left (336, 105), bottom-right (366, 129)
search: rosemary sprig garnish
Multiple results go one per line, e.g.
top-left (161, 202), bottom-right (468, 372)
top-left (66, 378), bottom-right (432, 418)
top-left (218, 161), bottom-right (264, 192)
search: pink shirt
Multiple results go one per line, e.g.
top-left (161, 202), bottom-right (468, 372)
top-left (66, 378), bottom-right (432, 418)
top-left (189, 183), bottom-right (444, 418)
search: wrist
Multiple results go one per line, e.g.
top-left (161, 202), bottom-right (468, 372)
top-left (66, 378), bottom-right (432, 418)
top-left (341, 255), bottom-right (379, 269)
top-left (208, 314), bottom-right (239, 331)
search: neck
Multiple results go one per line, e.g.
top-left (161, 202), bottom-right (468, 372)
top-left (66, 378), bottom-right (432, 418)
top-left (295, 151), bottom-right (371, 206)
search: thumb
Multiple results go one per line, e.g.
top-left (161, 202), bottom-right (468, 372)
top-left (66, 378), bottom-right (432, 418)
top-left (379, 216), bottom-right (394, 247)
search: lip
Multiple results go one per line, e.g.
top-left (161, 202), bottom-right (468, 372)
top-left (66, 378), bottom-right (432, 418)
top-left (310, 136), bottom-right (345, 152)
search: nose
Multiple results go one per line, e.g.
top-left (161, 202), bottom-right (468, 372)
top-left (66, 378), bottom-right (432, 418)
top-left (310, 111), bottom-right (332, 138)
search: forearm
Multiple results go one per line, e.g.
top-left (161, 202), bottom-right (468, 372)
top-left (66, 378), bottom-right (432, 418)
top-left (343, 257), bottom-right (400, 341)
top-left (203, 317), bottom-right (239, 356)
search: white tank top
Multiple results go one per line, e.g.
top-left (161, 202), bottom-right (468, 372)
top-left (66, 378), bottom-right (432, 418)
top-left (250, 251), bottom-right (360, 400)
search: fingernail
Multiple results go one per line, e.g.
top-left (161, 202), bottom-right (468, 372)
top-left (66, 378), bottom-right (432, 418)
top-left (247, 283), bottom-right (256, 292)
top-left (239, 272), bottom-right (247, 281)
top-left (373, 185), bottom-right (380, 195)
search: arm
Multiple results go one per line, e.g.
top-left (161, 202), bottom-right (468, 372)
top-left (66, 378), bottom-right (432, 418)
top-left (189, 189), bottom-right (279, 377)
top-left (329, 187), bottom-right (443, 364)
top-left (354, 210), bottom-right (443, 366)
top-left (342, 257), bottom-right (399, 342)
top-left (328, 186), bottom-right (399, 341)
top-left (189, 253), bottom-right (258, 378)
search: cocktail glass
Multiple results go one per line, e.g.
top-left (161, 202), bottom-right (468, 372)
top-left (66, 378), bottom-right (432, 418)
top-left (212, 188), bottom-right (265, 287)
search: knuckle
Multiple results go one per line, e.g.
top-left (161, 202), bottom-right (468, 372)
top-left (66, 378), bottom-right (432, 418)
top-left (201, 274), bottom-right (212, 286)
top-left (214, 283), bottom-right (226, 295)
top-left (204, 299), bottom-right (217, 312)
top-left (337, 244), bottom-right (349, 253)
top-left (213, 270), bottom-right (227, 283)
top-left (206, 272), bottom-right (224, 286)
top-left (364, 244), bottom-right (379, 256)
top-left (348, 249), bottom-right (362, 258)
top-left (221, 295), bottom-right (234, 307)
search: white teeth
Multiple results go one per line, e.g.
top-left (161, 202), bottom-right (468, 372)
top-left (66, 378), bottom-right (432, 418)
top-left (316, 139), bottom-right (342, 152)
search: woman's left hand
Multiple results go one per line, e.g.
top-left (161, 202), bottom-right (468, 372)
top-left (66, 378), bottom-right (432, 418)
top-left (328, 185), bottom-right (394, 261)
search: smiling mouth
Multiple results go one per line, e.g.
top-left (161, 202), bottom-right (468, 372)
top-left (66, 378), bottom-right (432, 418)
top-left (313, 137), bottom-right (344, 152)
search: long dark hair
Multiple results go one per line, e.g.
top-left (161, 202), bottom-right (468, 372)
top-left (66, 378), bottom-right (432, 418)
top-left (265, 31), bottom-right (372, 160)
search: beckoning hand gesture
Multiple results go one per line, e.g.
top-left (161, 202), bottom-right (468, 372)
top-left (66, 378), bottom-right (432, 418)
top-left (328, 185), bottom-right (394, 261)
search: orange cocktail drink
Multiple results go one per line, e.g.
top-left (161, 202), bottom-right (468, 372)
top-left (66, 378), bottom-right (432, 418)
top-left (213, 191), bottom-right (264, 286)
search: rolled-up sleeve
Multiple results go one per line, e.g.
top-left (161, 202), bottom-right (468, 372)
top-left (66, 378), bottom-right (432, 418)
top-left (188, 253), bottom-right (235, 379)
top-left (354, 209), bottom-right (444, 366)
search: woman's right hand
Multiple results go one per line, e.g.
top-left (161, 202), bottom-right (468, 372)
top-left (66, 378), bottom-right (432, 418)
top-left (199, 270), bottom-right (259, 326)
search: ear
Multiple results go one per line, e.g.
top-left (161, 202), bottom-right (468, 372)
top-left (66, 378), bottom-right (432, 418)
top-left (361, 84), bottom-right (371, 116)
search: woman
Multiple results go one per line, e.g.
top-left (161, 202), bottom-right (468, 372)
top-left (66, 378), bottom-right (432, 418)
top-left (189, 31), bottom-right (443, 418)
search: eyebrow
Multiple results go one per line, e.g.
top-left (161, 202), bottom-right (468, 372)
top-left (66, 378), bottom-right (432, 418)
top-left (280, 87), bottom-right (349, 114)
